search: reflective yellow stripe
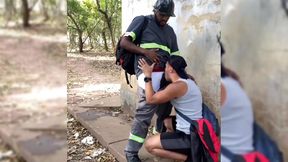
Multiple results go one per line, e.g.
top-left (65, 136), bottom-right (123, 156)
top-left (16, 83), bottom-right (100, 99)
top-left (140, 43), bottom-right (171, 54)
top-left (130, 32), bottom-right (136, 42)
top-left (129, 133), bottom-right (145, 143)
top-left (171, 51), bottom-right (180, 55)
top-left (124, 32), bottom-right (136, 42)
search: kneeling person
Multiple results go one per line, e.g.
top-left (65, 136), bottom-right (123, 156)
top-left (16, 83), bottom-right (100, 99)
top-left (138, 55), bottom-right (203, 161)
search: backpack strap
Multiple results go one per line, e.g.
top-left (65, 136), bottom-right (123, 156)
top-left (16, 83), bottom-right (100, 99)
top-left (221, 146), bottom-right (235, 160)
top-left (175, 108), bottom-right (198, 127)
top-left (175, 108), bottom-right (221, 162)
top-left (125, 71), bottom-right (133, 88)
top-left (175, 108), bottom-right (192, 123)
top-left (134, 16), bottom-right (148, 44)
top-left (126, 16), bottom-right (149, 88)
top-left (175, 108), bottom-right (200, 162)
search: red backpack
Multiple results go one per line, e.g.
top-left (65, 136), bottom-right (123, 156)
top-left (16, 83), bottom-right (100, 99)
top-left (175, 105), bottom-right (220, 162)
top-left (221, 146), bottom-right (269, 162)
top-left (221, 122), bottom-right (283, 162)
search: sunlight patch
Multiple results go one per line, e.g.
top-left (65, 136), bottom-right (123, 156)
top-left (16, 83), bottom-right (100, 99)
top-left (0, 29), bottom-right (66, 43)
top-left (67, 53), bottom-right (114, 61)
top-left (73, 83), bottom-right (120, 93)
top-left (9, 86), bottom-right (67, 102)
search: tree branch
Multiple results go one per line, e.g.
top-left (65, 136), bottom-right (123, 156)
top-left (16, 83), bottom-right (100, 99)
top-left (67, 25), bottom-right (77, 30)
top-left (95, 0), bottom-right (106, 15)
top-left (82, 23), bottom-right (98, 44)
top-left (67, 12), bottom-right (81, 31)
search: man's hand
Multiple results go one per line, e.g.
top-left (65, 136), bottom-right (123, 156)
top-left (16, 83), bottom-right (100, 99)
top-left (120, 37), bottom-right (160, 63)
top-left (144, 49), bottom-right (160, 63)
top-left (138, 58), bottom-right (155, 77)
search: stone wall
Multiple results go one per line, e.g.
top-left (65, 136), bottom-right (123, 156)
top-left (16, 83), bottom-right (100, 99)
top-left (120, 0), bottom-right (221, 119)
top-left (222, 0), bottom-right (288, 160)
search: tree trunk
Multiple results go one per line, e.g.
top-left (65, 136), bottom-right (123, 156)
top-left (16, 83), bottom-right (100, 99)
top-left (68, 13), bottom-right (84, 53)
top-left (4, 0), bottom-right (16, 26)
top-left (68, 32), bottom-right (76, 52)
top-left (88, 35), bottom-right (94, 50)
top-left (96, 0), bottom-right (116, 51)
top-left (102, 31), bottom-right (109, 52)
top-left (21, 0), bottom-right (30, 27)
top-left (52, 0), bottom-right (62, 18)
top-left (40, 0), bottom-right (49, 21)
top-left (106, 16), bottom-right (115, 51)
top-left (78, 31), bottom-right (84, 53)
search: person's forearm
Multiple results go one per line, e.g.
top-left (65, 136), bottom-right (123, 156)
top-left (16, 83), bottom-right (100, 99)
top-left (145, 81), bottom-right (156, 104)
top-left (144, 72), bottom-right (155, 104)
top-left (120, 36), bottom-right (146, 55)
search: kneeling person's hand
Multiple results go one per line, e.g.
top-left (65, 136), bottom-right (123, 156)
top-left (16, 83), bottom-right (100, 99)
top-left (138, 58), bottom-right (155, 77)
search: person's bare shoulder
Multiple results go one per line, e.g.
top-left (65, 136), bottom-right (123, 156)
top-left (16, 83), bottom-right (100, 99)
top-left (167, 81), bottom-right (187, 97)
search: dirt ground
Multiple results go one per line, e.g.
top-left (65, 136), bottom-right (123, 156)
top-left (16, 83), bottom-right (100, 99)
top-left (67, 114), bottom-right (118, 162)
top-left (67, 51), bottom-right (121, 161)
top-left (0, 25), bottom-right (66, 162)
top-left (0, 22), bottom-right (122, 161)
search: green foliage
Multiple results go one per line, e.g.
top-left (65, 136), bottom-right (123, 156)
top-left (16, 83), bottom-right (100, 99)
top-left (67, 0), bottom-right (121, 52)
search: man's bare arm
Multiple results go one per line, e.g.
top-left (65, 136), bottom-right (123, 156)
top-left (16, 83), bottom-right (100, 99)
top-left (120, 36), bottom-right (160, 63)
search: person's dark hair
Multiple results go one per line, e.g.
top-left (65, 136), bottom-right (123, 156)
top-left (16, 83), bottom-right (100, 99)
top-left (219, 38), bottom-right (242, 86)
top-left (168, 55), bottom-right (189, 79)
top-left (217, 34), bottom-right (225, 56)
top-left (221, 64), bottom-right (229, 78)
top-left (282, 0), bottom-right (288, 16)
top-left (168, 55), bottom-right (188, 79)
top-left (218, 37), bottom-right (230, 78)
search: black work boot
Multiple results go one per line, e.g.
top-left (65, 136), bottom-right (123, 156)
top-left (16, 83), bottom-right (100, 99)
top-left (125, 151), bottom-right (141, 162)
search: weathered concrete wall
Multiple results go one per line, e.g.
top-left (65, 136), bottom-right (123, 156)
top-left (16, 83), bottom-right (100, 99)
top-left (222, 0), bottom-right (288, 160)
top-left (121, 0), bottom-right (221, 119)
top-left (173, 0), bottom-right (220, 117)
top-left (120, 0), bottom-right (156, 115)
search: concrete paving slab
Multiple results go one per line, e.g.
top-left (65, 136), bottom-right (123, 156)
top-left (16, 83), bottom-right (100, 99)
top-left (17, 133), bottom-right (67, 162)
top-left (18, 133), bottom-right (65, 155)
top-left (70, 107), bottom-right (130, 146)
top-left (86, 116), bottom-right (131, 145)
top-left (79, 95), bottom-right (121, 108)
top-left (0, 116), bottom-right (67, 162)
top-left (107, 140), bottom-right (126, 162)
top-left (22, 114), bottom-right (66, 132)
top-left (76, 109), bottom-right (110, 121)
top-left (0, 125), bottom-right (40, 148)
top-left (68, 106), bottom-right (177, 162)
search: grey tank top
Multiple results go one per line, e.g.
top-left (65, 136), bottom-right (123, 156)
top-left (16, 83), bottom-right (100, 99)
top-left (221, 77), bottom-right (254, 162)
top-left (171, 78), bottom-right (203, 135)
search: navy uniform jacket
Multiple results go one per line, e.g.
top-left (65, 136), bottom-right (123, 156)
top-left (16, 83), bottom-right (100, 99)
top-left (124, 15), bottom-right (180, 77)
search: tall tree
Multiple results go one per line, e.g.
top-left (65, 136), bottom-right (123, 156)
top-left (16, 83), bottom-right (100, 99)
top-left (95, 0), bottom-right (120, 51)
top-left (40, 0), bottom-right (50, 21)
top-left (21, 0), bottom-right (30, 27)
top-left (21, 0), bottom-right (39, 27)
top-left (4, 0), bottom-right (17, 26)
top-left (67, 0), bottom-right (121, 52)
top-left (67, 0), bottom-right (98, 52)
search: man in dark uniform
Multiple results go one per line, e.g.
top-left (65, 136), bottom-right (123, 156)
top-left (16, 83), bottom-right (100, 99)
top-left (120, 0), bottom-right (180, 161)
